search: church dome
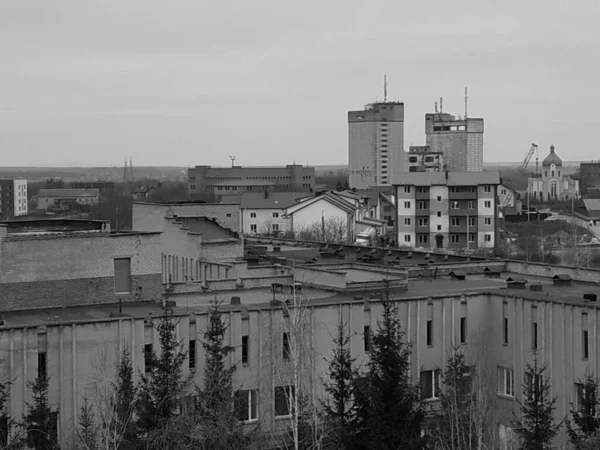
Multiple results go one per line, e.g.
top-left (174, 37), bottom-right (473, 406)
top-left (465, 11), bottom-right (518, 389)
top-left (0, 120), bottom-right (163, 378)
top-left (542, 145), bottom-right (562, 166)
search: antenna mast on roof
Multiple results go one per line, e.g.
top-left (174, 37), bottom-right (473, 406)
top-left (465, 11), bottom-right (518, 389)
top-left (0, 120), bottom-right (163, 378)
top-left (464, 87), bottom-right (468, 119)
top-left (229, 156), bottom-right (236, 168)
top-left (439, 97), bottom-right (443, 114)
top-left (434, 101), bottom-right (438, 114)
top-left (383, 74), bottom-right (387, 102)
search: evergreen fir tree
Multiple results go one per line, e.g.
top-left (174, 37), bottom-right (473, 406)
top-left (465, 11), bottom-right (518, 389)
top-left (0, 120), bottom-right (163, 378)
top-left (77, 396), bottom-right (97, 450)
top-left (0, 378), bottom-right (13, 448)
top-left (511, 352), bottom-right (561, 449)
top-left (567, 373), bottom-right (600, 448)
top-left (322, 322), bottom-right (359, 449)
top-left (136, 303), bottom-right (187, 445)
top-left (435, 350), bottom-right (478, 449)
top-left (195, 301), bottom-right (249, 449)
top-left (354, 292), bottom-right (428, 449)
top-left (22, 375), bottom-right (59, 450)
top-left (112, 347), bottom-right (138, 449)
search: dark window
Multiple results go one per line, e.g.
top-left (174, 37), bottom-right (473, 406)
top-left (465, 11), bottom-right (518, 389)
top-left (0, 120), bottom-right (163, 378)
top-left (503, 317), bottom-right (509, 345)
top-left (274, 385), bottom-right (295, 417)
top-left (234, 389), bottom-right (258, 421)
top-left (420, 370), bottom-right (441, 400)
top-left (364, 326), bottom-right (371, 352)
top-left (532, 322), bottom-right (538, 350)
top-left (283, 332), bottom-right (291, 360)
top-left (0, 415), bottom-right (7, 447)
top-left (189, 340), bottom-right (196, 369)
top-left (242, 335), bottom-right (249, 365)
top-left (144, 344), bottom-right (153, 373)
top-left (460, 317), bottom-right (467, 344)
top-left (114, 258), bottom-right (132, 294)
top-left (426, 320), bottom-right (433, 347)
top-left (38, 352), bottom-right (47, 380)
top-left (583, 330), bottom-right (589, 360)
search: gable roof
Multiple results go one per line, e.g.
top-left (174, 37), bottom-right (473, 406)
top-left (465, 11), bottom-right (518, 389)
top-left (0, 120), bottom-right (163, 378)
top-left (285, 193), bottom-right (356, 216)
top-left (393, 171), bottom-right (500, 187)
top-left (38, 189), bottom-right (100, 198)
top-left (240, 192), bottom-right (312, 209)
top-left (583, 199), bottom-right (600, 212)
top-left (174, 217), bottom-right (239, 242)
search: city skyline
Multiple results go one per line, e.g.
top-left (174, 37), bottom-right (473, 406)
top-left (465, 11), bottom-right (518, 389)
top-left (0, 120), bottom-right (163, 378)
top-left (1, 0), bottom-right (598, 167)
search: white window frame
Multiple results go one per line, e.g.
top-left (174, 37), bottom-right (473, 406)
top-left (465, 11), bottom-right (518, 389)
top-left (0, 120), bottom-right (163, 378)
top-left (484, 185), bottom-right (491, 193)
top-left (497, 367), bottom-right (515, 397)
top-left (484, 201), bottom-right (491, 208)
top-left (404, 201), bottom-right (411, 208)
top-left (236, 389), bottom-right (258, 422)
top-left (272, 224), bottom-right (279, 231)
top-left (404, 234), bottom-right (411, 242)
top-left (451, 201), bottom-right (459, 209)
top-left (484, 217), bottom-right (491, 225)
top-left (273, 212), bottom-right (279, 218)
top-left (404, 186), bottom-right (411, 193)
top-left (421, 369), bottom-right (441, 400)
top-left (485, 234), bottom-right (492, 242)
top-left (250, 212), bottom-right (257, 218)
top-left (404, 218), bottom-right (411, 226)
top-left (250, 224), bottom-right (257, 232)
top-left (274, 385), bottom-right (295, 418)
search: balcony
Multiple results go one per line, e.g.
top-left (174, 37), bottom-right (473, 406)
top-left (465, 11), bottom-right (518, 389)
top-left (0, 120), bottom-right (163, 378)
top-left (448, 190), bottom-right (477, 200)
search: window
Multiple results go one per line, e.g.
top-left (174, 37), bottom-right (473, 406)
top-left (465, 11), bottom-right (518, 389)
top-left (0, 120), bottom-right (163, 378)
top-left (418, 217), bottom-right (428, 227)
top-left (38, 352), bottom-right (47, 380)
top-left (484, 185), bottom-right (491, 193)
top-left (420, 370), bottom-right (441, 400)
top-left (437, 196), bottom-right (442, 202)
top-left (250, 212), bottom-right (257, 218)
top-left (468, 233), bottom-right (476, 243)
top-left (468, 200), bottom-right (475, 209)
top-left (114, 258), bottom-right (132, 294)
top-left (273, 212), bottom-right (279, 218)
top-left (484, 217), bottom-right (491, 225)
top-left (364, 326), bottom-right (371, 352)
top-left (503, 302), bottom-right (509, 345)
top-left (235, 389), bottom-right (258, 422)
top-left (404, 218), bottom-right (411, 226)
top-left (419, 234), bottom-right (429, 244)
top-left (404, 201), bottom-right (411, 208)
top-left (242, 335), bottom-right (249, 365)
top-left (436, 211), bottom-right (441, 217)
top-left (437, 225), bottom-right (442, 231)
top-left (451, 217), bottom-right (460, 227)
top-left (451, 234), bottom-right (460, 243)
top-left (498, 367), bottom-right (515, 397)
top-left (583, 313), bottom-right (589, 360)
top-left (190, 184), bottom-right (196, 190)
top-left (525, 372), bottom-right (542, 401)
top-left (485, 234), bottom-right (491, 242)
top-left (451, 201), bottom-right (459, 209)
top-left (272, 224), bottom-right (279, 231)
top-left (575, 382), bottom-right (588, 412)
top-left (460, 301), bottom-right (467, 344)
top-left (484, 201), bottom-right (491, 208)
top-left (275, 386), bottom-right (295, 417)
top-left (532, 306), bottom-right (538, 350)
top-left (189, 340), bottom-right (196, 369)
top-left (250, 224), bottom-right (257, 232)
top-left (144, 344), bottom-right (153, 373)
top-left (404, 235), bottom-right (411, 242)
top-left (418, 201), bottom-right (428, 210)
top-left (469, 217), bottom-right (476, 226)
top-left (283, 332), bottom-right (291, 360)
top-left (426, 303), bottom-right (433, 346)
top-left (404, 186), bottom-right (411, 193)
top-left (501, 189), bottom-right (506, 195)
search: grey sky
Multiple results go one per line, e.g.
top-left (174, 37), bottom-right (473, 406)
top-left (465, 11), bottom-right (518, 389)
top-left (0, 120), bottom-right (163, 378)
top-left (1, 0), bottom-right (598, 167)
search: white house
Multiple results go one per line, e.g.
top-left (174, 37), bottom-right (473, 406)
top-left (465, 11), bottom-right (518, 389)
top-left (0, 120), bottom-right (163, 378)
top-left (36, 189), bottom-right (101, 210)
top-left (240, 192), bottom-right (311, 235)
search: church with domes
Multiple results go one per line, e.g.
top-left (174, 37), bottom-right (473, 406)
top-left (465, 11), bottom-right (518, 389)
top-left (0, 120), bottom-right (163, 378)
top-left (527, 145), bottom-right (579, 201)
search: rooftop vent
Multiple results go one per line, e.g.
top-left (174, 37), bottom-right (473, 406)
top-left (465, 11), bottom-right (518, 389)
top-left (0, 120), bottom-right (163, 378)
top-left (506, 276), bottom-right (527, 290)
top-left (449, 270), bottom-right (466, 281)
top-left (552, 274), bottom-right (572, 286)
top-left (230, 296), bottom-right (241, 305)
top-left (584, 293), bottom-right (597, 302)
top-left (530, 283), bottom-right (543, 292)
top-left (353, 295), bottom-right (364, 300)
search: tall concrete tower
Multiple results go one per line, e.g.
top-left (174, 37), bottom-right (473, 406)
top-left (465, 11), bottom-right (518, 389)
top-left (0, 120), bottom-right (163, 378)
top-left (425, 113), bottom-right (484, 172)
top-left (348, 102), bottom-right (405, 189)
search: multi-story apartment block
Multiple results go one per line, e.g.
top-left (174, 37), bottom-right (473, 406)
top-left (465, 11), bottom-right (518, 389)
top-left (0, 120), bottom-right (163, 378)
top-left (188, 165), bottom-right (315, 200)
top-left (425, 113), bottom-right (484, 172)
top-left (0, 179), bottom-right (28, 220)
top-left (348, 102), bottom-right (405, 189)
top-left (407, 146), bottom-right (445, 172)
top-left (580, 161), bottom-right (600, 197)
top-left (394, 171), bottom-right (499, 251)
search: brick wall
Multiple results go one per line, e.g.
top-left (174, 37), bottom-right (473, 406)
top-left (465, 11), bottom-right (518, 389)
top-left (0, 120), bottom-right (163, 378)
top-left (0, 274), bottom-right (163, 311)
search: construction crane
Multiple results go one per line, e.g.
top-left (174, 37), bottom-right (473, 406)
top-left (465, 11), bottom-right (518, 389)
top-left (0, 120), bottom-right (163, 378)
top-left (518, 143), bottom-right (539, 175)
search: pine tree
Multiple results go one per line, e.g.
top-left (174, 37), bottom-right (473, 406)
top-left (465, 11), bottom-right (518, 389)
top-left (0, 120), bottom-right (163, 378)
top-left (354, 296), bottom-right (428, 449)
top-left (22, 375), bottom-right (59, 450)
top-left (0, 378), bottom-right (13, 448)
top-left (322, 322), bottom-right (359, 449)
top-left (195, 301), bottom-right (249, 449)
top-left (511, 352), bottom-right (561, 449)
top-left (136, 303), bottom-right (187, 447)
top-left (77, 396), bottom-right (97, 450)
top-left (112, 347), bottom-right (138, 449)
top-left (435, 350), bottom-right (478, 449)
top-left (567, 373), bottom-right (600, 448)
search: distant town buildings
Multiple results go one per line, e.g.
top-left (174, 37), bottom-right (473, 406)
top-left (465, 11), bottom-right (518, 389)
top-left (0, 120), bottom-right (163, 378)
top-left (394, 171), bottom-right (499, 251)
top-left (0, 179), bottom-right (28, 220)
top-left (36, 188), bottom-right (101, 211)
top-left (348, 102), bottom-right (405, 189)
top-left (407, 146), bottom-right (445, 172)
top-left (188, 164), bottom-right (315, 200)
top-left (425, 112), bottom-right (484, 172)
top-left (527, 145), bottom-right (579, 201)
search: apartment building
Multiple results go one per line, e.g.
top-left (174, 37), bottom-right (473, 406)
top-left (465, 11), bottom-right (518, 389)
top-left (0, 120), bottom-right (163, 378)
top-left (188, 165), bottom-right (315, 200)
top-left (394, 171), bottom-right (499, 251)
top-left (425, 113), bottom-right (484, 172)
top-left (0, 179), bottom-right (28, 220)
top-left (407, 146), bottom-right (445, 172)
top-left (348, 102), bottom-right (405, 189)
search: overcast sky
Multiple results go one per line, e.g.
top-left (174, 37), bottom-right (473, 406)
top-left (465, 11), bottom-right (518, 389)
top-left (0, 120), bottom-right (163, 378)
top-left (1, 0), bottom-right (598, 167)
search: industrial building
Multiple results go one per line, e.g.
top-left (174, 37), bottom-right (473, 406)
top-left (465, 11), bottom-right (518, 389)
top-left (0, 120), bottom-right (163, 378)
top-left (0, 179), bottom-right (28, 220)
top-left (394, 171), bottom-right (499, 251)
top-left (425, 112), bottom-right (484, 172)
top-left (187, 165), bottom-right (315, 200)
top-left (579, 161), bottom-right (600, 197)
top-left (36, 188), bottom-right (101, 211)
top-left (407, 146), bottom-right (445, 172)
top-left (348, 102), bottom-right (405, 189)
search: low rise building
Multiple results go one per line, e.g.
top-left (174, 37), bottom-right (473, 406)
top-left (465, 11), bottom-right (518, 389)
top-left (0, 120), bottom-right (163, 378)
top-left (394, 171), bottom-right (500, 251)
top-left (579, 160), bottom-right (600, 197)
top-left (239, 191), bottom-right (310, 235)
top-left (36, 188), bottom-right (101, 210)
top-left (407, 146), bottom-right (444, 172)
top-left (0, 179), bottom-right (28, 220)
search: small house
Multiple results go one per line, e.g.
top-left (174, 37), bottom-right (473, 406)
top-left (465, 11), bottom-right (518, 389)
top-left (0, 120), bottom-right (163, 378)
top-left (484, 267), bottom-right (502, 278)
top-left (552, 274), bottom-right (572, 287)
top-left (449, 270), bottom-right (466, 281)
top-left (506, 276), bottom-right (527, 290)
